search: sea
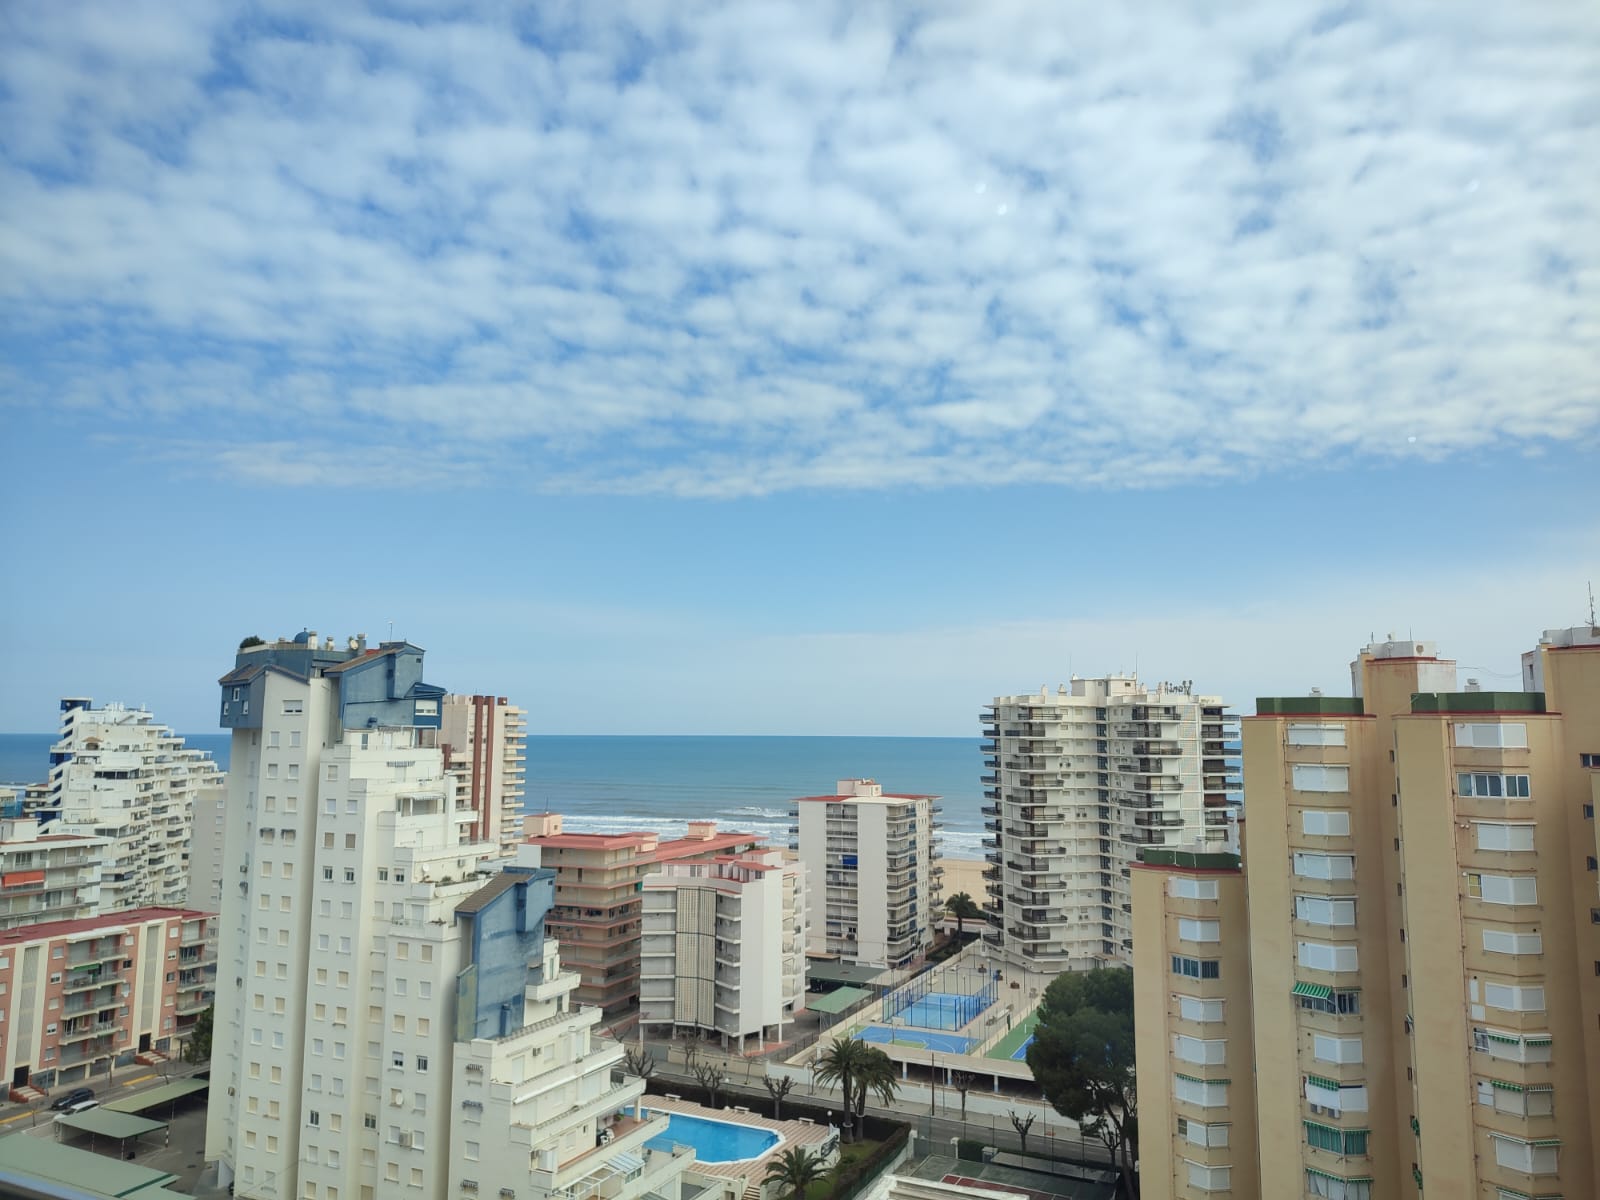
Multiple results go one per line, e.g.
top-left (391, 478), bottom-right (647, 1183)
top-left (0, 733), bottom-right (989, 860)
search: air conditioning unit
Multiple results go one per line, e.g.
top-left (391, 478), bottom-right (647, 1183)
top-left (398, 1132), bottom-right (414, 1148)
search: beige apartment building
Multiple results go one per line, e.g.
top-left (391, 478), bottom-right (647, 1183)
top-left (440, 694), bottom-right (528, 856)
top-left (1132, 845), bottom-right (1259, 1200)
top-left (1142, 629), bottom-right (1600, 1200)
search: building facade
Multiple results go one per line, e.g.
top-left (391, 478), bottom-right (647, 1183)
top-left (440, 694), bottom-right (528, 857)
top-left (44, 698), bottom-right (225, 911)
top-left (524, 815), bottom-right (764, 1014)
top-left (0, 818), bottom-right (105, 930)
top-left (1209, 629), bottom-right (1600, 1200)
top-left (982, 679), bottom-right (1234, 971)
top-left (0, 906), bottom-right (214, 1098)
top-left (1131, 846), bottom-right (1258, 1200)
top-left (639, 847), bottom-right (807, 1050)
top-left (791, 779), bottom-right (943, 968)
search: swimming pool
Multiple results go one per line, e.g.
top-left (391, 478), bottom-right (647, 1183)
top-left (643, 1111), bottom-right (782, 1162)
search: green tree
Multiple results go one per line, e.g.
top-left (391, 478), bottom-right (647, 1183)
top-left (183, 1006), bottom-right (214, 1065)
top-left (763, 1146), bottom-right (828, 1200)
top-left (238, 635), bottom-right (265, 649)
top-left (945, 892), bottom-right (982, 940)
top-left (850, 1045), bottom-right (898, 1133)
top-left (814, 1036), bottom-right (871, 1142)
top-left (1026, 968), bottom-right (1138, 1198)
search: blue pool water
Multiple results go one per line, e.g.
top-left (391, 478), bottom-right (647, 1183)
top-left (644, 1112), bottom-right (781, 1162)
top-left (856, 1025), bottom-right (977, 1054)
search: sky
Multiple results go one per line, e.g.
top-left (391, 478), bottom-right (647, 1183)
top-left (1, 1), bottom-right (1597, 736)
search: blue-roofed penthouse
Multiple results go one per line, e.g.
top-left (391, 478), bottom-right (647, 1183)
top-left (454, 865), bottom-right (557, 1041)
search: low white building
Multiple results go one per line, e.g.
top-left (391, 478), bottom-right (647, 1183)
top-left (639, 848), bottom-right (807, 1051)
top-left (46, 698), bottom-right (224, 911)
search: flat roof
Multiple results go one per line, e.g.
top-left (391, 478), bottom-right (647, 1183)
top-left (56, 1109), bottom-right (167, 1140)
top-left (808, 985), bottom-right (872, 1013)
top-left (102, 1077), bottom-right (208, 1112)
top-left (0, 906), bottom-right (207, 948)
top-left (0, 1133), bottom-right (179, 1197)
top-left (807, 961), bottom-right (890, 987)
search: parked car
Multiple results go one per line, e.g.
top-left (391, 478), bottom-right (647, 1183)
top-left (49, 1087), bottom-right (94, 1111)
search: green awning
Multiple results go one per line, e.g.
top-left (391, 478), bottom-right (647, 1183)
top-left (1531, 1139), bottom-right (1562, 1147)
top-left (1484, 1031), bottom-right (1520, 1044)
top-left (1302, 1120), bottom-right (1340, 1135)
top-left (1305, 1168), bottom-right (1373, 1183)
top-left (1292, 982), bottom-right (1332, 1000)
top-left (1525, 1036), bottom-right (1553, 1045)
top-left (1490, 1079), bottom-right (1523, 1092)
top-left (1176, 1072), bottom-right (1227, 1084)
top-left (102, 1077), bottom-right (209, 1112)
top-left (808, 985), bottom-right (870, 1014)
top-left (1306, 1075), bottom-right (1340, 1091)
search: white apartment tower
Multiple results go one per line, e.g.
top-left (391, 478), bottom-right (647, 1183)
top-left (639, 847), bottom-right (808, 1050)
top-left (0, 817), bottom-right (105, 930)
top-left (440, 694), bottom-right (528, 857)
top-left (46, 698), bottom-right (224, 911)
top-left (981, 678), bottom-right (1235, 971)
top-left (792, 779), bottom-right (943, 968)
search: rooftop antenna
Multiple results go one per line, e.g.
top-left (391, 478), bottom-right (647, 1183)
top-left (388, 618), bottom-right (394, 640)
top-left (1589, 581), bottom-right (1596, 626)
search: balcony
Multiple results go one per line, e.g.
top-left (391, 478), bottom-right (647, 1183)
top-left (60, 1021), bottom-right (120, 1044)
top-left (63, 967), bottom-right (123, 993)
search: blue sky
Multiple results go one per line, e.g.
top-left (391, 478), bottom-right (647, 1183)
top-left (1, 1), bottom-right (1596, 735)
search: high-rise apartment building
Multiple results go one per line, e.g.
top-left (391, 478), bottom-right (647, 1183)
top-left (0, 817), bottom-right (105, 929)
top-left (45, 698), bottom-right (224, 911)
top-left (1131, 629), bottom-right (1600, 1199)
top-left (791, 779), bottom-right (943, 968)
top-left (982, 679), bottom-right (1234, 971)
top-left (440, 694), bottom-right (528, 856)
top-left (1, 906), bottom-right (214, 1097)
top-left (639, 846), bottom-right (807, 1050)
top-left (1131, 845), bottom-right (1258, 1200)
top-left (523, 815), bottom-right (764, 1014)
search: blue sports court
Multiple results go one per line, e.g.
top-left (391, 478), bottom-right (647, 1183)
top-left (882, 969), bottom-right (999, 1031)
top-left (856, 1025), bottom-right (977, 1054)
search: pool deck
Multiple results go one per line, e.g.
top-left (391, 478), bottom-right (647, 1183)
top-left (646, 1095), bottom-right (835, 1185)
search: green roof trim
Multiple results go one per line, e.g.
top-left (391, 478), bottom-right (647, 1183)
top-left (1490, 1079), bottom-right (1524, 1092)
top-left (1257, 696), bottom-right (1365, 716)
top-left (1306, 1074), bottom-right (1341, 1091)
top-left (808, 985), bottom-right (871, 1014)
top-left (1139, 848), bottom-right (1240, 870)
top-left (102, 1077), bottom-right (208, 1112)
top-left (1410, 691), bottom-right (1546, 714)
top-left (1305, 1168), bottom-right (1374, 1183)
top-left (1293, 982), bottom-right (1333, 1000)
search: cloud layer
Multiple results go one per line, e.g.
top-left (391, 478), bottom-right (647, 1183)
top-left (3, 1), bottom-right (1597, 495)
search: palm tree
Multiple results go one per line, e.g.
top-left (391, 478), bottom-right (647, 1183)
top-left (763, 1146), bottom-right (827, 1200)
top-left (850, 1046), bottom-right (899, 1132)
top-left (814, 1036), bottom-right (871, 1142)
top-left (945, 892), bottom-right (982, 941)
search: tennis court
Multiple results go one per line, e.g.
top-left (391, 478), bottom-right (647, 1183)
top-left (883, 967), bottom-right (999, 1031)
top-left (856, 1024), bottom-right (977, 1054)
top-left (985, 1010), bottom-right (1040, 1060)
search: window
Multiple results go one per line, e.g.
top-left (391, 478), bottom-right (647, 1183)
top-left (1301, 809), bottom-right (1351, 836)
top-left (1475, 822), bottom-right (1536, 852)
top-left (1582, 752), bottom-right (1600, 768)
top-left (1293, 764), bottom-right (1349, 792)
top-left (1173, 1035), bottom-right (1226, 1065)
top-left (1470, 873), bottom-right (1538, 905)
top-left (1299, 988), bottom-right (1361, 1016)
top-left (364, 1114), bottom-right (377, 1130)
top-left (1456, 722), bottom-right (1528, 749)
top-left (415, 1055), bottom-right (428, 1072)
top-left (1304, 1076), bottom-right (1368, 1114)
top-left (1288, 723), bottom-right (1346, 746)
top-left (1183, 1162), bottom-right (1231, 1192)
top-left (1459, 772), bottom-right (1532, 799)
top-left (1475, 1028), bottom-right (1554, 1063)
top-left (1169, 877), bottom-right (1218, 900)
top-left (283, 699), bottom-right (303, 714)
top-left (1294, 852), bottom-right (1355, 880)
top-left (1177, 1117), bottom-right (1229, 1147)
top-left (308, 1110), bottom-right (321, 1127)
top-left (1484, 983), bottom-right (1546, 1012)
top-left (1479, 1079), bottom-right (1555, 1117)
top-left (1177, 995), bottom-right (1224, 1023)
top-left (1491, 1134), bottom-right (1559, 1175)
top-left (1483, 928), bottom-right (1543, 955)
top-left (1171, 955), bottom-right (1220, 979)
top-left (1312, 1034), bottom-right (1363, 1064)
top-left (1295, 895), bottom-right (1357, 926)
top-left (1173, 1074), bottom-right (1228, 1107)
top-left (1178, 918), bottom-right (1220, 942)
top-left (1304, 1122), bottom-right (1369, 1156)
top-left (1298, 941), bottom-right (1359, 973)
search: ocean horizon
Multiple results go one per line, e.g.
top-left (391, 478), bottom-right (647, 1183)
top-left (0, 732), bottom-right (989, 860)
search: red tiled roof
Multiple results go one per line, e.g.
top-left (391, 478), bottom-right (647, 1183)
top-left (653, 831), bottom-right (762, 861)
top-left (321, 648), bottom-right (393, 674)
top-left (0, 906), bottom-right (210, 947)
top-left (526, 831), bottom-right (657, 851)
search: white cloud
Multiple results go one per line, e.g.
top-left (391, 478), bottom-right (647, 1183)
top-left (1, 1), bottom-right (1596, 494)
